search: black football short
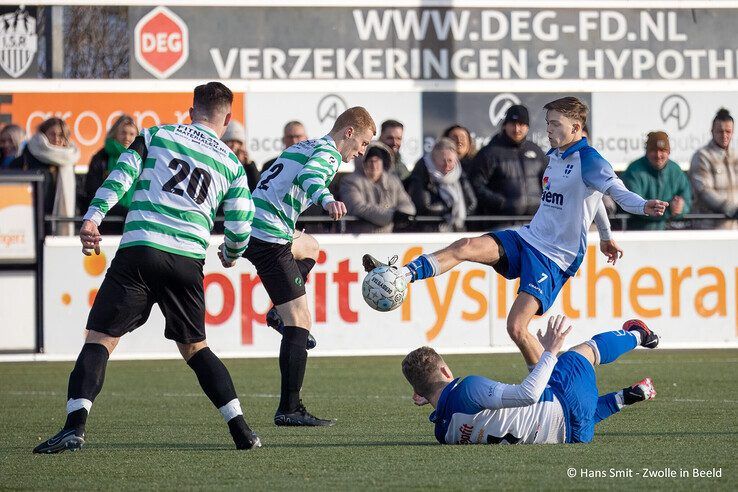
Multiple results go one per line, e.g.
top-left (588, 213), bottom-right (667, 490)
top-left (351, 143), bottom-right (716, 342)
top-left (243, 237), bottom-right (306, 305)
top-left (86, 246), bottom-right (206, 344)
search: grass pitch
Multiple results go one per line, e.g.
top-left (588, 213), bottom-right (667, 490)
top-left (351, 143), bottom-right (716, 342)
top-left (1, 349), bottom-right (736, 490)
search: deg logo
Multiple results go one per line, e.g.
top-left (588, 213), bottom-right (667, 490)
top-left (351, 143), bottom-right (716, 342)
top-left (134, 6), bottom-right (189, 79)
top-left (317, 94), bottom-right (348, 124)
top-left (660, 94), bottom-right (690, 130)
top-left (488, 93), bottom-right (521, 126)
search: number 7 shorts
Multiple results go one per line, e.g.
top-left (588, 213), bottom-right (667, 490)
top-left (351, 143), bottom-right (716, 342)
top-left (488, 229), bottom-right (570, 315)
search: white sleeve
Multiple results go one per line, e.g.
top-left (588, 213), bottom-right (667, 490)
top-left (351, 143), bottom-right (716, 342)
top-left (606, 178), bottom-right (647, 215)
top-left (476, 352), bottom-right (559, 410)
top-left (593, 200), bottom-right (612, 241)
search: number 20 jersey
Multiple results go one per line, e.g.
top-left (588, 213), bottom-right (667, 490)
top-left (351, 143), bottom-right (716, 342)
top-left (84, 123), bottom-right (253, 260)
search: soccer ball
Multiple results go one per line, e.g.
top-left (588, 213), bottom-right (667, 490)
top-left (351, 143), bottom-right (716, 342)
top-left (362, 265), bottom-right (408, 312)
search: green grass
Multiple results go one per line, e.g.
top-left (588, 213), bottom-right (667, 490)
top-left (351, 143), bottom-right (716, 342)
top-left (1, 350), bottom-right (736, 490)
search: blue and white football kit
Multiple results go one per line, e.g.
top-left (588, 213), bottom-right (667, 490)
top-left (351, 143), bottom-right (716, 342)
top-left (491, 137), bottom-right (647, 314)
top-left (404, 137), bottom-right (650, 313)
top-left (429, 329), bottom-right (641, 445)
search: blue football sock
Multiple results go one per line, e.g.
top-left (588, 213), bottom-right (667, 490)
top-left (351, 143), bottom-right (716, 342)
top-left (405, 254), bottom-right (439, 282)
top-left (594, 392), bottom-right (622, 424)
top-left (591, 330), bottom-right (638, 364)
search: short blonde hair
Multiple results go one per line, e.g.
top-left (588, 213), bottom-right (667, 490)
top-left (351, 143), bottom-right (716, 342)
top-left (331, 106), bottom-right (377, 135)
top-left (402, 346), bottom-right (447, 398)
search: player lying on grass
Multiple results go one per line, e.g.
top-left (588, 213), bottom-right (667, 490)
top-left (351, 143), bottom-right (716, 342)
top-left (402, 316), bottom-right (658, 445)
top-left (365, 96), bottom-right (668, 371)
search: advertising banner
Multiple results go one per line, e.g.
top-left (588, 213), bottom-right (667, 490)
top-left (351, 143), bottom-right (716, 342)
top-left (590, 92), bottom-right (738, 169)
top-left (43, 231), bottom-right (738, 359)
top-left (130, 6), bottom-right (738, 81)
top-left (0, 271), bottom-right (35, 350)
top-left (246, 91), bottom-right (423, 169)
top-left (0, 91), bottom-right (245, 167)
top-left (0, 182), bottom-right (35, 261)
top-left (422, 91), bottom-right (591, 154)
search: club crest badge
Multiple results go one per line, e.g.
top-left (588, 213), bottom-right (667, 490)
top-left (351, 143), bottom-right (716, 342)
top-left (0, 6), bottom-right (37, 78)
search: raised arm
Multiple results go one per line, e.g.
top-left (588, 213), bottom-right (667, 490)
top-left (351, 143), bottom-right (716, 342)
top-left (580, 147), bottom-right (666, 217)
top-left (468, 316), bottom-right (572, 410)
top-left (491, 352), bottom-right (559, 408)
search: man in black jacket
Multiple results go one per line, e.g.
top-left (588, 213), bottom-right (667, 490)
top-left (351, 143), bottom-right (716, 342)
top-left (471, 105), bottom-right (547, 228)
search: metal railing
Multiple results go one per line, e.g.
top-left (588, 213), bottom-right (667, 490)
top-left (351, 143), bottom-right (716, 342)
top-left (44, 213), bottom-right (731, 236)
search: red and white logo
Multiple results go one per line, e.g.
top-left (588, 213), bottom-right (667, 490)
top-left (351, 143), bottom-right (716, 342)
top-left (134, 6), bottom-right (188, 79)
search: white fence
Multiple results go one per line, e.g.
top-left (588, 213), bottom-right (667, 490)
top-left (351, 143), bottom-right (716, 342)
top-left (19, 230), bottom-right (736, 360)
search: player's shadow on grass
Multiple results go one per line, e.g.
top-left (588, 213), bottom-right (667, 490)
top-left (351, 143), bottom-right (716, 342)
top-left (266, 441), bottom-right (437, 448)
top-left (92, 441), bottom-right (436, 450)
top-left (93, 443), bottom-right (233, 451)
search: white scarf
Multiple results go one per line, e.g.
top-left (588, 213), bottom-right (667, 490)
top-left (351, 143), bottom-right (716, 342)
top-left (27, 132), bottom-right (80, 167)
top-left (28, 133), bottom-right (80, 236)
top-left (423, 154), bottom-right (466, 231)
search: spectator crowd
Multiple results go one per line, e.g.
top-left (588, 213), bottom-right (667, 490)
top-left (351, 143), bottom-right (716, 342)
top-left (1, 105), bottom-right (737, 235)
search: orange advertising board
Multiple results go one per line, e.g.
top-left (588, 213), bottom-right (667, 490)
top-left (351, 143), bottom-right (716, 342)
top-left (0, 182), bottom-right (35, 261)
top-left (1, 92), bottom-right (245, 167)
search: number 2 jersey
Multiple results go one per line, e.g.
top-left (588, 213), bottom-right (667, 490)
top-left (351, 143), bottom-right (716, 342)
top-left (429, 352), bottom-right (567, 445)
top-left (250, 135), bottom-right (342, 244)
top-left (83, 123), bottom-right (254, 261)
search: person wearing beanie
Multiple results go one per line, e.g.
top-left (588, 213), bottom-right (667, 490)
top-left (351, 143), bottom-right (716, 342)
top-left (221, 120), bottom-right (260, 191)
top-left (622, 131), bottom-right (692, 230)
top-left (340, 141), bottom-right (416, 233)
top-left (689, 108), bottom-right (738, 229)
top-left (470, 103), bottom-right (547, 229)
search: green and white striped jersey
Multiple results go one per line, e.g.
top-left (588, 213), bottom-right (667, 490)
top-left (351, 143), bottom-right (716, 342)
top-left (83, 123), bottom-right (254, 260)
top-left (251, 135), bottom-right (342, 244)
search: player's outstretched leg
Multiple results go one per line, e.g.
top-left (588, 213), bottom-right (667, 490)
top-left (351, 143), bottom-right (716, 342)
top-left (33, 332), bottom-right (117, 454)
top-left (594, 378), bottom-right (657, 424)
top-left (183, 343), bottom-right (261, 450)
top-left (583, 319), bottom-right (659, 366)
top-left (621, 319), bottom-right (660, 349)
top-left (363, 234), bottom-right (502, 281)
